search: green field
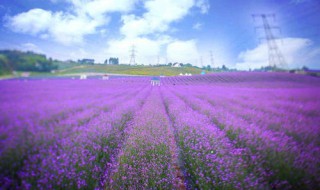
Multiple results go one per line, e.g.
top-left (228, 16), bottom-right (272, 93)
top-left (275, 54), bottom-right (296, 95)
top-left (57, 64), bottom-right (205, 76)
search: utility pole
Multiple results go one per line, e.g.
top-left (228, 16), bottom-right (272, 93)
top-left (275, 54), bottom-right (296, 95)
top-left (252, 13), bottom-right (287, 68)
top-left (210, 50), bottom-right (214, 70)
top-left (129, 45), bottom-right (136, 65)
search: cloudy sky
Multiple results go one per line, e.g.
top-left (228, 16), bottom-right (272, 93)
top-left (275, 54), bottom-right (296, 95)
top-left (0, 0), bottom-right (319, 69)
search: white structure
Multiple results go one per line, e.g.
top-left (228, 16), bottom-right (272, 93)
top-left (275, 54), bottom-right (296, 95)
top-left (151, 77), bottom-right (161, 86)
top-left (102, 74), bottom-right (109, 80)
top-left (80, 74), bottom-right (87, 80)
top-left (172, 63), bottom-right (181, 67)
top-left (21, 72), bottom-right (30, 77)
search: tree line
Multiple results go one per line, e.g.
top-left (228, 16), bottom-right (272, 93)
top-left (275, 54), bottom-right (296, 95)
top-left (0, 50), bottom-right (58, 75)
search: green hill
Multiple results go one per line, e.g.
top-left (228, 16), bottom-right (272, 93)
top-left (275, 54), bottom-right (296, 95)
top-left (0, 50), bottom-right (57, 74)
top-left (0, 50), bottom-right (208, 78)
top-left (57, 64), bottom-right (206, 76)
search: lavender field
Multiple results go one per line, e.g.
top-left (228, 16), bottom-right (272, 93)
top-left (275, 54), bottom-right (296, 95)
top-left (0, 72), bottom-right (320, 190)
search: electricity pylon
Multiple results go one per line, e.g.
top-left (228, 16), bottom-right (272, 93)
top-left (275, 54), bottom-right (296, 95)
top-left (252, 14), bottom-right (287, 68)
top-left (129, 45), bottom-right (136, 65)
top-left (210, 50), bottom-right (214, 69)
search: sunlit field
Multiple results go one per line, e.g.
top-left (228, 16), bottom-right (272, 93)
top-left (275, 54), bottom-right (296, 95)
top-left (0, 72), bottom-right (319, 190)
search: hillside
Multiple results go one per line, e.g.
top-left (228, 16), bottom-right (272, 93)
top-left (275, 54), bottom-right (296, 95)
top-left (57, 64), bottom-right (205, 76)
top-left (0, 50), bottom-right (57, 75)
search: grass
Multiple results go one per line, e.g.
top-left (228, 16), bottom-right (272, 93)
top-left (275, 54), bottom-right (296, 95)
top-left (0, 64), bottom-right (206, 79)
top-left (0, 71), bottom-right (56, 79)
top-left (57, 64), bottom-right (205, 76)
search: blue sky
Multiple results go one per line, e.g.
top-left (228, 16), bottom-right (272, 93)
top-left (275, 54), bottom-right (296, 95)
top-left (0, 0), bottom-right (319, 69)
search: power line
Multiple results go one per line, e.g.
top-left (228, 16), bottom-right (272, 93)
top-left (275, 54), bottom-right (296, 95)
top-left (252, 13), bottom-right (287, 68)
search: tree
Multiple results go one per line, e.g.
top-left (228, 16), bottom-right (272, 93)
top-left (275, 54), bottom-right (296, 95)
top-left (222, 65), bottom-right (227, 71)
top-left (0, 50), bottom-right (57, 73)
top-left (0, 55), bottom-right (10, 74)
top-left (302, 66), bottom-right (309, 71)
top-left (109, 57), bottom-right (119, 65)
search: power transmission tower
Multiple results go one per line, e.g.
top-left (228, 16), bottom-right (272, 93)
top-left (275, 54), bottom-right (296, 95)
top-left (209, 50), bottom-right (214, 69)
top-left (129, 45), bottom-right (136, 65)
top-left (200, 56), bottom-right (203, 68)
top-left (252, 13), bottom-right (287, 68)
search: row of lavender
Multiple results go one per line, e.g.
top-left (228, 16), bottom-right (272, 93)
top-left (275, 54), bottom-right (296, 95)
top-left (0, 80), bottom-right (150, 189)
top-left (161, 72), bottom-right (320, 85)
top-left (106, 88), bottom-right (177, 189)
top-left (164, 80), bottom-right (320, 189)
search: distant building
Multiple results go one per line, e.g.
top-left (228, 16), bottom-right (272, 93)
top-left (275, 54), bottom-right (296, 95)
top-left (172, 62), bottom-right (181, 67)
top-left (21, 72), bottom-right (30, 77)
top-left (102, 74), bottom-right (109, 80)
top-left (80, 74), bottom-right (87, 80)
top-left (79, 59), bottom-right (94, 64)
top-left (289, 69), bottom-right (320, 77)
top-left (151, 77), bottom-right (160, 86)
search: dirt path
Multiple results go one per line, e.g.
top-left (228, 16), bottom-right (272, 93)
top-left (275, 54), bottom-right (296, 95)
top-left (166, 122), bottom-right (186, 190)
top-left (160, 88), bottom-right (186, 190)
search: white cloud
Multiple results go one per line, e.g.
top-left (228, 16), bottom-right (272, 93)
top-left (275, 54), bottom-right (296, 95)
top-left (167, 40), bottom-right (199, 64)
top-left (6, 8), bottom-right (107, 45)
top-left (198, 44), bottom-right (234, 68)
top-left (7, 9), bottom-right (52, 35)
top-left (68, 0), bottom-right (139, 22)
top-left (69, 48), bottom-right (89, 60)
top-left (236, 38), bottom-right (319, 70)
top-left (6, 0), bottom-right (138, 45)
top-left (21, 43), bottom-right (43, 53)
top-left (104, 36), bottom-right (173, 64)
top-left (195, 0), bottom-right (210, 14)
top-left (50, 12), bottom-right (108, 45)
top-left (5, 0), bottom-right (211, 65)
top-left (193, 22), bottom-right (202, 30)
top-left (10, 10), bottom-right (103, 45)
top-left (99, 36), bottom-right (201, 66)
top-left (105, 0), bottom-right (208, 65)
top-left (120, 0), bottom-right (205, 38)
